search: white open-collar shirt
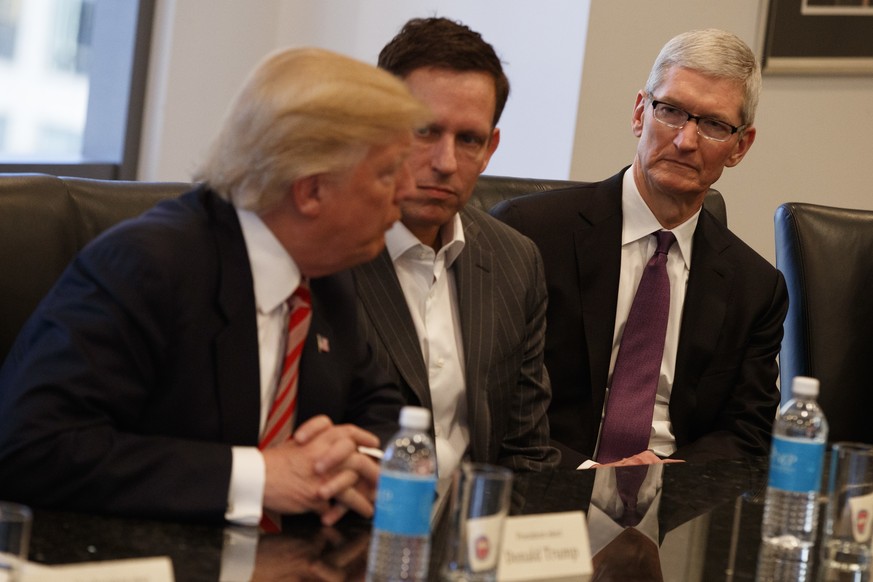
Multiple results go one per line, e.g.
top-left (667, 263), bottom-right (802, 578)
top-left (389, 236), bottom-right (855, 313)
top-left (385, 213), bottom-right (469, 489)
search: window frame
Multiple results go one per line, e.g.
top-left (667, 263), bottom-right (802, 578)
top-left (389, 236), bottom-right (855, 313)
top-left (0, 0), bottom-right (155, 180)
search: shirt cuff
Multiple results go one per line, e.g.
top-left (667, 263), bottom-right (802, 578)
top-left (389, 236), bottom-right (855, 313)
top-left (225, 446), bottom-right (265, 525)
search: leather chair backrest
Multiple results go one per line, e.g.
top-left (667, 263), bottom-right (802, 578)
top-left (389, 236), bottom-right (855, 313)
top-left (63, 176), bottom-right (191, 242)
top-left (0, 174), bottom-right (189, 362)
top-left (473, 174), bottom-right (727, 227)
top-left (775, 202), bottom-right (873, 443)
top-left (0, 172), bottom-right (727, 365)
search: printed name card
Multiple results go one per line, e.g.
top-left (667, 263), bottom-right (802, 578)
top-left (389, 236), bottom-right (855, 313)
top-left (498, 511), bottom-right (591, 582)
top-left (24, 557), bottom-right (174, 582)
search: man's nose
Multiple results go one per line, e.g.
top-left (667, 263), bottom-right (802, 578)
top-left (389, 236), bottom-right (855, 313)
top-left (394, 160), bottom-right (416, 203)
top-left (674, 119), bottom-right (701, 150)
top-left (431, 136), bottom-right (458, 175)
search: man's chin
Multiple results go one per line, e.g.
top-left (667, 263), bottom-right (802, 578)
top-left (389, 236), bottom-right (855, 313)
top-left (367, 238), bottom-right (389, 261)
top-left (399, 205), bottom-right (457, 228)
top-left (649, 170), bottom-right (708, 198)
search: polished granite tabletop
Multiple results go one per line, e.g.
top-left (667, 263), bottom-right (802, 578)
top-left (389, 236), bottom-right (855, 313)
top-left (27, 457), bottom-right (775, 581)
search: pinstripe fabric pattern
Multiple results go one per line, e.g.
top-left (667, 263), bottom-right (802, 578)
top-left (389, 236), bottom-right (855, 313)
top-left (354, 206), bottom-right (560, 472)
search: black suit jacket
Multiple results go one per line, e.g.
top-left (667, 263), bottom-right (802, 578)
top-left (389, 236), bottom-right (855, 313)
top-left (491, 169), bottom-right (788, 468)
top-left (0, 186), bottom-right (402, 520)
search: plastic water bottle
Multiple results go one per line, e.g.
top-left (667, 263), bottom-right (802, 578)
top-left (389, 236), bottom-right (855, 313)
top-left (756, 376), bottom-right (828, 582)
top-left (366, 406), bottom-right (437, 582)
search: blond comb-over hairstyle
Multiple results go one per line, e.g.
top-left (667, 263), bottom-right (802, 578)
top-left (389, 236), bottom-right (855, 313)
top-left (196, 47), bottom-right (431, 211)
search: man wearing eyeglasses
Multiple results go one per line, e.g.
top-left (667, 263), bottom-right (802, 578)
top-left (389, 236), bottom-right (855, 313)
top-left (491, 29), bottom-right (788, 469)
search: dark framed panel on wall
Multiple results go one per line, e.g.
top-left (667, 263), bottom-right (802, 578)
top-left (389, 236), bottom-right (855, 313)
top-left (763, 0), bottom-right (873, 74)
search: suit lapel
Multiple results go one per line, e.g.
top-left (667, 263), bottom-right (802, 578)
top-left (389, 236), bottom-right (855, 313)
top-left (674, 212), bottom-right (733, 389)
top-left (455, 210), bottom-right (493, 463)
top-left (356, 251), bottom-right (432, 408)
top-left (295, 277), bottom-right (343, 424)
top-left (575, 174), bottom-right (624, 416)
top-left (207, 191), bottom-right (261, 446)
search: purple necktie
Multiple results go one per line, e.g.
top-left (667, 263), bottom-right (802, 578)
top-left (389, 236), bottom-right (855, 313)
top-left (615, 465), bottom-right (649, 527)
top-left (597, 230), bottom-right (676, 464)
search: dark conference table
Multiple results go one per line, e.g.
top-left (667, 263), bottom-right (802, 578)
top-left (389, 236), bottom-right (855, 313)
top-left (28, 457), bottom-right (773, 581)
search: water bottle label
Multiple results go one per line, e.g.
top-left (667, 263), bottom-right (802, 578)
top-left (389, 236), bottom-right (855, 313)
top-left (768, 435), bottom-right (825, 493)
top-left (373, 472), bottom-right (436, 535)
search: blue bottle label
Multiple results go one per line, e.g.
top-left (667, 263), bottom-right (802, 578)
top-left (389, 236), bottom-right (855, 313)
top-left (373, 471), bottom-right (436, 535)
top-left (768, 435), bottom-right (825, 493)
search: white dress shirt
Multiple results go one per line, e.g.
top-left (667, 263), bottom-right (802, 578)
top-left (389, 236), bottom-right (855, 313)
top-left (385, 215), bottom-right (469, 491)
top-left (592, 165), bottom-right (700, 462)
top-left (224, 208), bottom-right (303, 525)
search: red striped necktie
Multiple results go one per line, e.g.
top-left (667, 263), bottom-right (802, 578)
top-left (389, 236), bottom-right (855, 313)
top-left (259, 281), bottom-right (312, 532)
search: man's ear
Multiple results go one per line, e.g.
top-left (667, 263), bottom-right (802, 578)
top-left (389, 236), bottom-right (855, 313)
top-left (291, 175), bottom-right (322, 217)
top-left (478, 127), bottom-right (501, 174)
top-left (631, 90), bottom-right (647, 137)
top-left (725, 126), bottom-right (756, 168)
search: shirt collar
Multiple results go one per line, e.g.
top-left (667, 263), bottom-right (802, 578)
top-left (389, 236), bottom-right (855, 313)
top-left (236, 208), bottom-right (303, 314)
top-left (622, 163), bottom-right (699, 270)
top-left (385, 213), bottom-right (466, 266)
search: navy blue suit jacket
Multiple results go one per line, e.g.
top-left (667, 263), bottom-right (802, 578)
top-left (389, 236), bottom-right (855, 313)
top-left (0, 186), bottom-right (402, 520)
top-left (491, 169), bottom-right (788, 468)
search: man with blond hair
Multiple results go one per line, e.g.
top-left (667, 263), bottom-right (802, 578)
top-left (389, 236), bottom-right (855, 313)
top-left (355, 18), bottom-right (559, 503)
top-left (0, 47), bottom-right (429, 527)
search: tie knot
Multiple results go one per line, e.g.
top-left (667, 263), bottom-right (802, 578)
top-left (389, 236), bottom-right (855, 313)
top-left (289, 280), bottom-right (311, 309)
top-left (654, 231), bottom-right (676, 255)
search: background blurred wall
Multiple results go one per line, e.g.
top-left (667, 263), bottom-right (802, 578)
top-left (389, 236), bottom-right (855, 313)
top-left (139, 0), bottom-right (873, 264)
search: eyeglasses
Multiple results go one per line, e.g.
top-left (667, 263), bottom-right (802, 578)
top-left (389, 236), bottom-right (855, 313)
top-left (649, 99), bottom-right (744, 143)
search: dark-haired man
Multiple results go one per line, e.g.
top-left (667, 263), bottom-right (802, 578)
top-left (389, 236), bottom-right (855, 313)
top-left (354, 18), bottom-right (559, 494)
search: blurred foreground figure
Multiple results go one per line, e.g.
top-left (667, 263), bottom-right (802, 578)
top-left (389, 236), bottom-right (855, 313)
top-left (0, 47), bottom-right (430, 527)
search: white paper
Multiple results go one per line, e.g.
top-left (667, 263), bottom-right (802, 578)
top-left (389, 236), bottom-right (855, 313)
top-left (498, 512), bottom-right (591, 582)
top-left (23, 557), bottom-right (174, 582)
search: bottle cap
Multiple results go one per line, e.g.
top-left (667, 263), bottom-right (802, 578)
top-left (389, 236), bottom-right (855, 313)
top-left (791, 376), bottom-right (820, 398)
top-left (399, 406), bottom-right (431, 430)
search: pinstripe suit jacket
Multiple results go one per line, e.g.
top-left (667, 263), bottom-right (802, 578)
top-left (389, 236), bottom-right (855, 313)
top-left (353, 205), bottom-right (560, 472)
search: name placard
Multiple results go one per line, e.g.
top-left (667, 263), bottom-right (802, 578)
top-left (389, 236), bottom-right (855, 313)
top-left (24, 557), bottom-right (174, 582)
top-left (498, 512), bottom-right (591, 582)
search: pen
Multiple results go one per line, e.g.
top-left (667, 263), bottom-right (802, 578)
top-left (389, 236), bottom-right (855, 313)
top-left (357, 446), bottom-right (384, 460)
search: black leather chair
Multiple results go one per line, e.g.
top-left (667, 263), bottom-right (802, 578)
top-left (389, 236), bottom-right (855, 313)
top-left (472, 174), bottom-right (728, 228)
top-left (775, 202), bottom-right (873, 443)
top-left (0, 174), bottom-right (190, 363)
top-left (0, 172), bottom-right (727, 365)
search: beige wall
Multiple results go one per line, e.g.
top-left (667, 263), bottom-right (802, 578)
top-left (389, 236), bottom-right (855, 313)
top-left (573, 0), bottom-right (873, 264)
top-left (139, 0), bottom-right (588, 183)
top-left (140, 0), bottom-right (873, 264)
